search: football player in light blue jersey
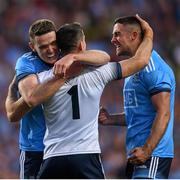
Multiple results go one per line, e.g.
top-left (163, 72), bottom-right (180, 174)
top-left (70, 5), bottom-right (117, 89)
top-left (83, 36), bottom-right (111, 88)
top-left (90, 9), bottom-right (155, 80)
top-left (99, 16), bottom-right (175, 179)
top-left (6, 19), bottom-right (59, 179)
top-left (5, 19), bottom-right (111, 179)
top-left (16, 52), bottom-right (53, 152)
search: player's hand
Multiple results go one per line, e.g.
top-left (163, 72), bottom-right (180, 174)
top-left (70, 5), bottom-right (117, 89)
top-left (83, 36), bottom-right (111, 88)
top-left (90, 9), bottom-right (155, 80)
top-left (98, 107), bottom-right (111, 125)
top-left (136, 14), bottom-right (153, 40)
top-left (65, 62), bottom-right (85, 79)
top-left (128, 146), bottom-right (151, 165)
top-left (53, 54), bottom-right (75, 78)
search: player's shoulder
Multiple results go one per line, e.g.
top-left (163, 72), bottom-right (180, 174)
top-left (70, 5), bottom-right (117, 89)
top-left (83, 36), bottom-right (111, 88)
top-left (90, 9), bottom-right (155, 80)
top-left (81, 63), bottom-right (115, 74)
top-left (15, 52), bottom-right (39, 72)
top-left (94, 62), bottom-right (118, 71)
top-left (142, 50), bottom-right (163, 74)
top-left (140, 50), bottom-right (175, 85)
top-left (16, 52), bottom-right (39, 64)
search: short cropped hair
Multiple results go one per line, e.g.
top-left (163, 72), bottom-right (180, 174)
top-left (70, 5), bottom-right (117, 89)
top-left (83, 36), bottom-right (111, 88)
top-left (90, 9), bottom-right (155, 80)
top-left (56, 22), bottom-right (84, 55)
top-left (114, 16), bottom-right (144, 39)
top-left (29, 19), bottom-right (56, 42)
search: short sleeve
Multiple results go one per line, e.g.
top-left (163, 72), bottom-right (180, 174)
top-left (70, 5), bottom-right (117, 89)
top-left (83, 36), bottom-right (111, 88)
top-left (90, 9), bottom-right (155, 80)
top-left (79, 62), bottom-right (122, 89)
top-left (97, 62), bottom-right (122, 84)
top-left (15, 56), bottom-right (36, 82)
top-left (142, 70), bottom-right (171, 96)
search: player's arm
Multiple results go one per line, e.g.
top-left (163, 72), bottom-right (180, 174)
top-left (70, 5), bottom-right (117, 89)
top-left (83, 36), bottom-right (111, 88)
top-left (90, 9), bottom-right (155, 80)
top-left (144, 92), bottom-right (170, 155)
top-left (53, 50), bottom-right (110, 76)
top-left (119, 15), bottom-right (153, 78)
top-left (99, 107), bottom-right (126, 126)
top-left (18, 73), bottom-right (65, 108)
top-left (73, 50), bottom-right (110, 65)
top-left (5, 76), bottom-right (30, 122)
top-left (128, 91), bottom-right (170, 164)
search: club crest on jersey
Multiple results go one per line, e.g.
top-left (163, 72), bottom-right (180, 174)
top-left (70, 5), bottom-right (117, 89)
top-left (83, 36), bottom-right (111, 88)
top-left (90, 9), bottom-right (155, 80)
top-left (124, 89), bottom-right (138, 108)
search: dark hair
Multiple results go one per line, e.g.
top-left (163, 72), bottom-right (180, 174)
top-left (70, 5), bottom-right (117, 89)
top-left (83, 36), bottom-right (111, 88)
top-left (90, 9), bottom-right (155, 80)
top-left (29, 19), bottom-right (56, 41)
top-left (56, 22), bottom-right (84, 55)
top-left (114, 16), bottom-right (144, 39)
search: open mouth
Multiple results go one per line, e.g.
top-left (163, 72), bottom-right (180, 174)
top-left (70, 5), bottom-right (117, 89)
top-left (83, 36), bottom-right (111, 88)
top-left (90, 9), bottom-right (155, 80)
top-left (116, 45), bottom-right (122, 51)
top-left (116, 44), bottom-right (121, 48)
top-left (47, 54), bottom-right (57, 60)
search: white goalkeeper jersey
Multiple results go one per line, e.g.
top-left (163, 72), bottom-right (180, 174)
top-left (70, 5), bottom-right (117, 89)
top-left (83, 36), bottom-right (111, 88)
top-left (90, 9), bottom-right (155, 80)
top-left (37, 62), bottom-right (121, 159)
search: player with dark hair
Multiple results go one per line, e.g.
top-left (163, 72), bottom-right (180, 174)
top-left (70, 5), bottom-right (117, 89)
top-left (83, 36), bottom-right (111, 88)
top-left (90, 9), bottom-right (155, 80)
top-left (99, 16), bottom-right (175, 179)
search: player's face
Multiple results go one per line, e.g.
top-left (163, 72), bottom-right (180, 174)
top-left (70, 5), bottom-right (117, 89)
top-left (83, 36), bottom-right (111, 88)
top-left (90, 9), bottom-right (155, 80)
top-left (32, 31), bottom-right (58, 64)
top-left (111, 23), bottom-right (132, 57)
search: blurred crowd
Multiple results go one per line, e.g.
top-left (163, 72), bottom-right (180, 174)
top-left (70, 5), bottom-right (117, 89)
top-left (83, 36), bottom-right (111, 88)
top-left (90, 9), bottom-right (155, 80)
top-left (0, 0), bottom-right (179, 178)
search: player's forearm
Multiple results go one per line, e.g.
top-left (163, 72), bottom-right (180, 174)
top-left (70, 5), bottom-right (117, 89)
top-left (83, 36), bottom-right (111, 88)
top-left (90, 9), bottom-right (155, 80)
top-left (120, 37), bottom-right (152, 78)
top-left (6, 97), bottom-right (31, 122)
top-left (143, 110), bottom-right (170, 155)
top-left (134, 36), bottom-right (153, 66)
top-left (125, 15), bottom-right (154, 75)
top-left (73, 50), bottom-right (110, 65)
top-left (5, 83), bottom-right (30, 122)
top-left (27, 77), bottom-right (65, 107)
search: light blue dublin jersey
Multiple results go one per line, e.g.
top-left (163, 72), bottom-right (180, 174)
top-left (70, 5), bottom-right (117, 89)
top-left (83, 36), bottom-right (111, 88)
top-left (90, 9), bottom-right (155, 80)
top-left (15, 52), bottom-right (52, 151)
top-left (123, 50), bottom-right (175, 158)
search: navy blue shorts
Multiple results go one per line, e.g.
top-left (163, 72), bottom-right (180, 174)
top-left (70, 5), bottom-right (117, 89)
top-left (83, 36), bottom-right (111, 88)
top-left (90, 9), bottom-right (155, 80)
top-left (126, 156), bottom-right (172, 179)
top-left (37, 153), bottom-right (105, 179)
top-left (19, 150), bottom-right (43, 179)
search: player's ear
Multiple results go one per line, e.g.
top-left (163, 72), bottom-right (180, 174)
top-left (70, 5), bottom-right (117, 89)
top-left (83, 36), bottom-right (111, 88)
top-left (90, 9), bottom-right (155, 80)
top-left (29, 41), bottom-right (35, 52)
top-left (131, 31), bottom-right (138, 41)
top-left (78, 41), bottom-right (83, 51)
top-left (79, 40), bottom-right (86, 51)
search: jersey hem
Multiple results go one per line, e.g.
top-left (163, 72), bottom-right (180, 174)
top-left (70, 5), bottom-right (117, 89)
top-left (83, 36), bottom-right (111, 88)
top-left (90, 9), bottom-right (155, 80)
top-left (151, 154), bottom-right (174, 158)
top-left (20, 147), bottom-right (44, 151)
top-left (44, 150), bottom-right (101, 160)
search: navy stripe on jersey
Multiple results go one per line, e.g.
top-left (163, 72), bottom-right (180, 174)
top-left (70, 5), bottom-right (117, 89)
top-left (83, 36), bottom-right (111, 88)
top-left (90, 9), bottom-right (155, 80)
top-left (116, 62), bottom-right (122, 80)
top-left (16, 72), bottom-right (36, 83)
top-left (150, 88), bottom-right (171, 96)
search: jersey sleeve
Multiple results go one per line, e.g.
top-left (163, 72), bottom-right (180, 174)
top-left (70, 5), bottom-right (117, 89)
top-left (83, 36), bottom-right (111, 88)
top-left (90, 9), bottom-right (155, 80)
top-left (142, 70), bottom-right (172, 96)
top-left (96, 62), bottom-right (122, 85)
top-left (37, 69), bottom-right (54, 84)
top-left (15, 56), bottom-right (36, 82)
top-left (37, 63), bottom-right (122, 85)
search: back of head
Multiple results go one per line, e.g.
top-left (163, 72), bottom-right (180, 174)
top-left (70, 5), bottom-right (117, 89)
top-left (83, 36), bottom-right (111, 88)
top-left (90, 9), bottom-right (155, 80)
top-left (114, 16), bottom-right (144, 39)
top-left (29, 19), bottom-right (56, 42)
top-left (56, 22), bottom-right (84, 55)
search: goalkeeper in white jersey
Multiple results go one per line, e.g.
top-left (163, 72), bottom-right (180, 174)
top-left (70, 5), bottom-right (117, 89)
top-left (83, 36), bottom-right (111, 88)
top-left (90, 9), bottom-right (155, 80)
top-left (35, 15), bottom-right (153, 179)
